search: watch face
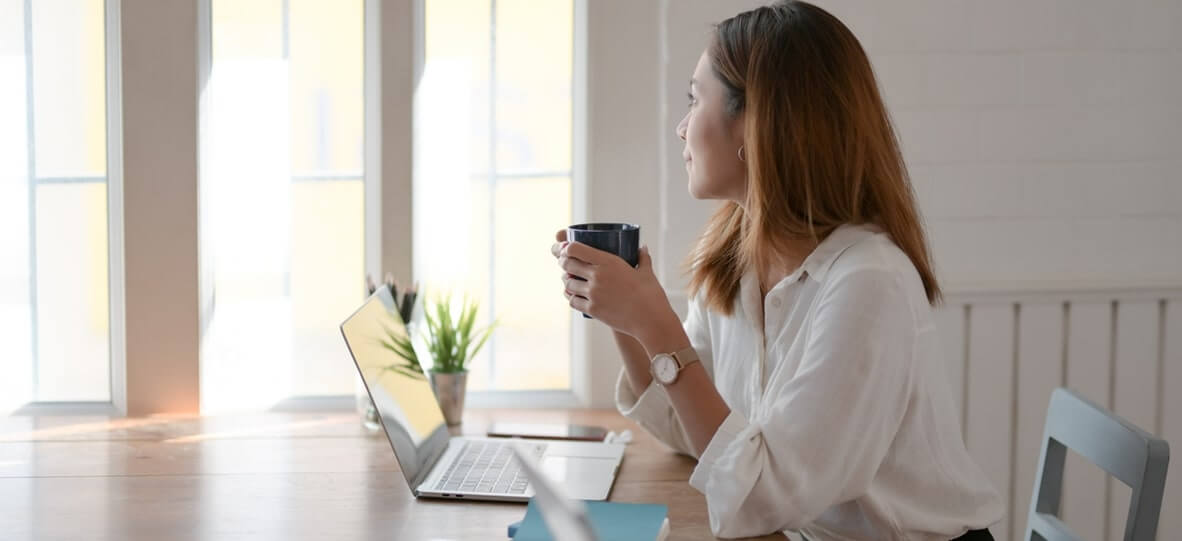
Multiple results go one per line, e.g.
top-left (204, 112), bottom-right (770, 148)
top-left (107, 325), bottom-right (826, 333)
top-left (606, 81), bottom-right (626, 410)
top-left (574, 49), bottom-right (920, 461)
top-left (653, 354), bottom-right (678, 384)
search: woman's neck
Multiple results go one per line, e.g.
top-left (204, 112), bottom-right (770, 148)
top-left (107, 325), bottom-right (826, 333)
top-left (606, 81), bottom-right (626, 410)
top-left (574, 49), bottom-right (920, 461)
top-left (758, 239), bottom-right (819, 296)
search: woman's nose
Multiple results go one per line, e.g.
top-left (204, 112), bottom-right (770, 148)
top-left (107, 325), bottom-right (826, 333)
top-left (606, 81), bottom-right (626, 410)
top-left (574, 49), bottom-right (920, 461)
top-left (675, 114), bottom-right (688, 141)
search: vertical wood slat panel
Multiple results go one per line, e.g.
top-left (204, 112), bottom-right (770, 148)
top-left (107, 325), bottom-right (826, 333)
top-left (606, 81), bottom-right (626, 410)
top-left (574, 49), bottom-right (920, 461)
top-left (935, 302), bottom-right (967, 432)
top-left (1108, 301), bottom-right (1160, 541)
top-left (1061, 301), bottom-right (1112, 538)
top-left (965, 303), bottom-right (1015, 541)
top-left (1159, 299), bottom-right (1182, 540)
top-left (947, 291), bottom-right (1177, 541)
top-left (1012, 302), bottom-right (1065, 538)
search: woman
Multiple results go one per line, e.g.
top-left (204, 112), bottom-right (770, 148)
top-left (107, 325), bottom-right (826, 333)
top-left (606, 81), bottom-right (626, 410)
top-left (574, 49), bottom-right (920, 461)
top-left (551, 1), bottom-right (1002, 540)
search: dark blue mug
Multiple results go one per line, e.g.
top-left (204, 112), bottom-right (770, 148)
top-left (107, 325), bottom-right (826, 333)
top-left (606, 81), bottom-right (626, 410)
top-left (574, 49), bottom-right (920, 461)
top-left (566, 223), bottom-right (640, 319)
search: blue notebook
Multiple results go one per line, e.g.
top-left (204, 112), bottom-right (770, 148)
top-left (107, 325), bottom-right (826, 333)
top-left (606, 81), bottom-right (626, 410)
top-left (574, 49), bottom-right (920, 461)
top-left (509, 499), bottom-right (669, 541)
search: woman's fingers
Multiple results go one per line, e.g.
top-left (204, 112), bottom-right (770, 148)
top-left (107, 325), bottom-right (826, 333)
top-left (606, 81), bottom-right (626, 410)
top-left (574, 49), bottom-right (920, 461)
top-left (551, 241), bottom-right (569, 259)
top-left (558, 254), bottom-right (594, 279)
top-left (562, 287), bottom-right (587, 306)
top-left (554, 229), bottom-right (593, 314)
top-left (568, 292), bottom-right (590, 313)
top-left (563, 273), bottom-right (591, 297)
top-left (563, 241), bottom-right (612, 266)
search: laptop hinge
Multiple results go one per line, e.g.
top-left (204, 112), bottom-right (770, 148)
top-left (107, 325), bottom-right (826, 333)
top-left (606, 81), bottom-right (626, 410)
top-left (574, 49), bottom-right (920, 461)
top-left (410, 428), bottom-right (454, 490)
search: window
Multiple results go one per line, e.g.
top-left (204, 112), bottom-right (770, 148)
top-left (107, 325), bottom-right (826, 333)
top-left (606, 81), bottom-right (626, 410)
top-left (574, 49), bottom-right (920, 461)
top-left (200, 0), bottom-right (364, 412)
top-left (415, 0), bottom-right (575, 392)
top-left (0, 0), bottom-right (111, 409)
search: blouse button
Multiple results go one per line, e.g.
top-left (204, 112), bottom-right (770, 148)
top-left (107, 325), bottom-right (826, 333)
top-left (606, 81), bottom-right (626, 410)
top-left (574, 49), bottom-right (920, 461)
top-left (769, 296), bottom-right (782, 309)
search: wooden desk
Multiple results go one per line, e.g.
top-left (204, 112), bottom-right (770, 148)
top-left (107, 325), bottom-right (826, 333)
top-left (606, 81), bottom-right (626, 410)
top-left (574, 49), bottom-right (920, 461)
top-left (0, 408), bottom-right (784, 540)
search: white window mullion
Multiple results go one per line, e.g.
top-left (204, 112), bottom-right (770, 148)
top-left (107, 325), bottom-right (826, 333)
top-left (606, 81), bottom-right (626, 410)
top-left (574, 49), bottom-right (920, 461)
top-left (363, 0), bottom-right (383, 286)
top-left (486, 0), bottom-right (498, 386)
top-left (570, 0), bottom-right (589, 407)
top-left (22, 0), bottom-right (39, 404)
top-left (106, 0), bottom-right (127, 415)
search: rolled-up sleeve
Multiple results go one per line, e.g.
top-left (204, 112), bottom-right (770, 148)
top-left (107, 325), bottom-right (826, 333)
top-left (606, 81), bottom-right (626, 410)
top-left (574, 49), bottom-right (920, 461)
top-left (614, 294), bottom-right (714, 458)
top-left (687, 269), bottom-right (916, 538)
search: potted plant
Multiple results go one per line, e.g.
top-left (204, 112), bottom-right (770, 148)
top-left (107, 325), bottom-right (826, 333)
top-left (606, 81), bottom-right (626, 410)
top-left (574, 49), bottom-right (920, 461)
top-left (417, 292), bottom-right (497, 426)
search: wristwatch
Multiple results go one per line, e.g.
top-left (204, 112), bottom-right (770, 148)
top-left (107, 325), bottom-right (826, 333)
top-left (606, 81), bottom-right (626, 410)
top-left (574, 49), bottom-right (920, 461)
top-left (650, 346), bottom-right (701, 386)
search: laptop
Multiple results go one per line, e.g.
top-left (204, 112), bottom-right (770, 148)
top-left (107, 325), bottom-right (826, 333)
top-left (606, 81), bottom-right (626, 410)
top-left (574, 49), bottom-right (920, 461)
top-left (340, 285), bottom-right (626, 503)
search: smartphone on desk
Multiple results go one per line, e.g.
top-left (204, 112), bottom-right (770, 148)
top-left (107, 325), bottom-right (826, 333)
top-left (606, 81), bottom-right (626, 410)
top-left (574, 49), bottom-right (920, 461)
top-left (486, 422), bottom-right (608, 442)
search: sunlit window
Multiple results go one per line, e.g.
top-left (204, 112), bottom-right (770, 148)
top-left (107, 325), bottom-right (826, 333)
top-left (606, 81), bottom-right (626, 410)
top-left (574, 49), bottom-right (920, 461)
top-left (0, 0), bottom-right (111, 410)
top-left (201, 0), bottom-right (364, 412)
top-left (415, 0), bottom-right (574, 392)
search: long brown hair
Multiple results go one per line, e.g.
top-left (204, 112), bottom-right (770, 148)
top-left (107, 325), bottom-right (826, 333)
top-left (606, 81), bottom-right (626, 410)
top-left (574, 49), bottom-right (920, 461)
top-left (686, 0), bottom-right (940, 315)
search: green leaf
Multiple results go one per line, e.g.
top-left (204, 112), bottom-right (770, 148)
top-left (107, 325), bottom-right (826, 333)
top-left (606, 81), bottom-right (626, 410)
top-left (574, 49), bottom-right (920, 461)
top-left (412, 290), bottom-right (499, 373)
top-left (369, 305), bottom-right (427, 380)
top-left (440, 296), bottom-right (460, 370)
top-left (458, 299), bottom-right (476, 337)
top-left (466, 322), bottom-right (496, 368)
top-left (388, 365), bottom-right (427, 381)
top-left (380, 338), bottom-right (418, 366)
top-left (376, 335), bottom-right (417, 362)
top-left (371, 360), bottom-right (426, 381)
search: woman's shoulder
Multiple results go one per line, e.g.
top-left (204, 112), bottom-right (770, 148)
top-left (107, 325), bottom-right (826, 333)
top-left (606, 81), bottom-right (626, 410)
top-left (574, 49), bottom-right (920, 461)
top-left (827, 228), bottom-right (911, 276)
top-left (822, 229), bottom-right (930, 311)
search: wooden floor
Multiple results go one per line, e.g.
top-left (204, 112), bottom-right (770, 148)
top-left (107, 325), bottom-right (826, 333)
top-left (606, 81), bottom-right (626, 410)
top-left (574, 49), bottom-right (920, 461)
top-left (0, 407), bottom-right (784, 540)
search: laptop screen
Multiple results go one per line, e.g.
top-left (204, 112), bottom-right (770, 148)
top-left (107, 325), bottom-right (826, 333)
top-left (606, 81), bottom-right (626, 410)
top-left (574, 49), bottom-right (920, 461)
top-left (340, 285), bottom-right (450, 491)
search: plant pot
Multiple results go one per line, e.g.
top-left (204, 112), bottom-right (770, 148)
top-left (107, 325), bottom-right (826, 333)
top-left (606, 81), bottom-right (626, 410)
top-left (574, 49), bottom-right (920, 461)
top-left (428, 370), bottom-right (468, 426)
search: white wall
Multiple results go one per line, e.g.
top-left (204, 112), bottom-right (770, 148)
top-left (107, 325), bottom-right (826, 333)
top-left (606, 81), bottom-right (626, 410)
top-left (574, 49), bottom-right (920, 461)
top-left (578, 0), bottom-right (664, 408)
top-left (655, 0), bottom-right (763, 296)
top-left (646, 0), bottom-right (1182, 297)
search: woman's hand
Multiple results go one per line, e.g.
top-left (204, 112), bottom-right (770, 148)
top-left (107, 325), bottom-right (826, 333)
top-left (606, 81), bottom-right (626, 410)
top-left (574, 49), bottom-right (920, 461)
top-left (550, 229), bottom-right (680, 341)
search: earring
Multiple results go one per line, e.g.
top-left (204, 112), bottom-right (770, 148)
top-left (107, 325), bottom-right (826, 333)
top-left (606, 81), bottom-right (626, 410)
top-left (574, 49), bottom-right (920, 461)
top-left (738, 145), bottom-right (746, 162)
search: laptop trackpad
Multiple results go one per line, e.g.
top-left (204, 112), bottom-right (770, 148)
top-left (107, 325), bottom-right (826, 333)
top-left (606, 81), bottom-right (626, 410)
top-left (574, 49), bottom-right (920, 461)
top-left (541, 456), bottom-right (617, 501)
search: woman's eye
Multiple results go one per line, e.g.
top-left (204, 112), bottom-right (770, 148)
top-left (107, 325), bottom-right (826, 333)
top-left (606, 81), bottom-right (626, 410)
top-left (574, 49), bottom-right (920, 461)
top-left (686, 92), bottom-right (696, 108)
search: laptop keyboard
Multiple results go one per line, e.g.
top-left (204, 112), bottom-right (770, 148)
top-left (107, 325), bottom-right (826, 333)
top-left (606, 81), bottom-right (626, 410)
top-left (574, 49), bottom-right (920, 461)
top-left (433, 440), bottom-right (546, 495)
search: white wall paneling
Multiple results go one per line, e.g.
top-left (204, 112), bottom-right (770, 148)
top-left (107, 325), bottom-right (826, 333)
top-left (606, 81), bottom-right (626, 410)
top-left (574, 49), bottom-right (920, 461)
top-left (937, 288), bottom-right (1181, 540)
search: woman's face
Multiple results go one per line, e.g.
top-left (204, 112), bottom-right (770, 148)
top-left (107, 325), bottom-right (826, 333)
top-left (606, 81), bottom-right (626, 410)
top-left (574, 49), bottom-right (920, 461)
top-left (677, 51), bottom-right (746, 203)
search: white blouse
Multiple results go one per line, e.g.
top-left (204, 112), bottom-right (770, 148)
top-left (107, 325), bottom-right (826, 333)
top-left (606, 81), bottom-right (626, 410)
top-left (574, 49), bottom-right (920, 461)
top-left (615, 224), bottom-right (1004, 540)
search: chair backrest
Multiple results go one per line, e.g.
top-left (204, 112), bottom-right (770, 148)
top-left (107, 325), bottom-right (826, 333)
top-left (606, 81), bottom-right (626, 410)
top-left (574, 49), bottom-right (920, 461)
top-left (1026, 388), bottom-right (1170, 541)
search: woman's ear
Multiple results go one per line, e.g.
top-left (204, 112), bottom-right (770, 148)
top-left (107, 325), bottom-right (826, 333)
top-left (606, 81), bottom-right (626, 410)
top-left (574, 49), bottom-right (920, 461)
top-left (732, 113), bottom-right (747, 153)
